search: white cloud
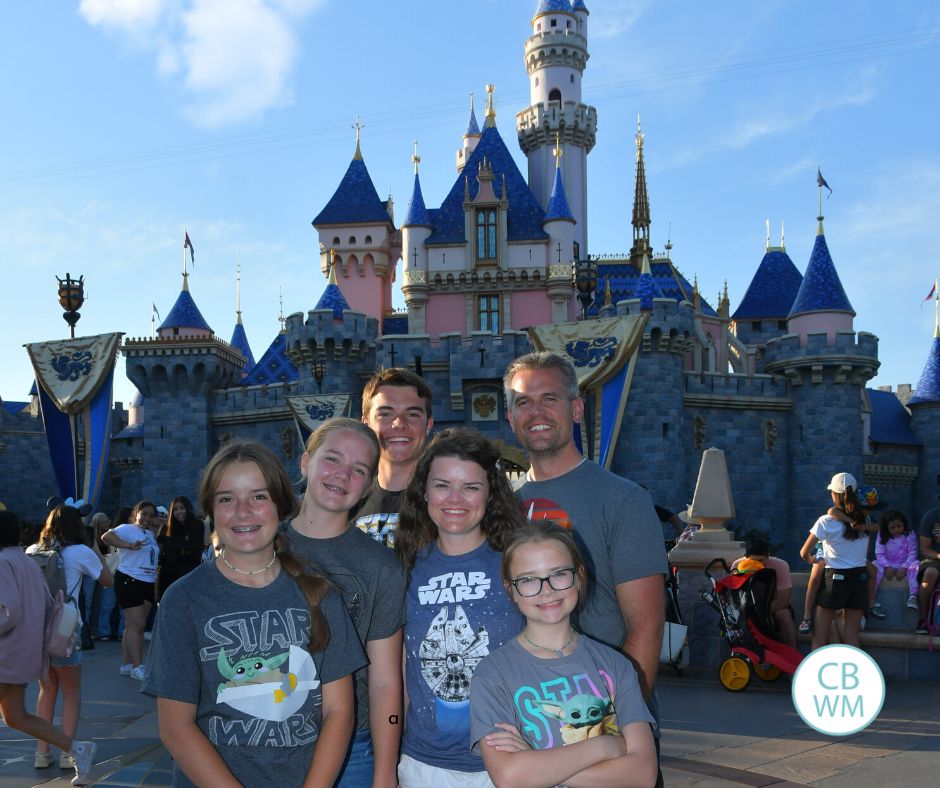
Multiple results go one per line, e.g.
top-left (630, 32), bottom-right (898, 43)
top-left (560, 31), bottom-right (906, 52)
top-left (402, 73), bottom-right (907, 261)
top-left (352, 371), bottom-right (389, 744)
top-left (77, 0), bottom-right (325, 126)
top-left (589, 0), bottom-right (651, 40)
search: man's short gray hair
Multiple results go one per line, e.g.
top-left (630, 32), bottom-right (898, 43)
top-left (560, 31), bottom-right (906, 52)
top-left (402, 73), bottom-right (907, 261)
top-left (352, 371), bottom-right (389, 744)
top-left (503, 351), bottom-right (580, 408)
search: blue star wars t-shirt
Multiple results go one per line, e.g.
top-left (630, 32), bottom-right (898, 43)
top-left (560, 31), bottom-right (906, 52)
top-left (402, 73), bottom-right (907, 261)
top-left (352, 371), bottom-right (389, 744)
top-left (401, 539), bottom-right (524, 773)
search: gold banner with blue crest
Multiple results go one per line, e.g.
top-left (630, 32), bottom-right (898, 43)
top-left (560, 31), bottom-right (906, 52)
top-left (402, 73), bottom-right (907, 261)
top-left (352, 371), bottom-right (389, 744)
top-left (528, 315), bottom-right (648, 468)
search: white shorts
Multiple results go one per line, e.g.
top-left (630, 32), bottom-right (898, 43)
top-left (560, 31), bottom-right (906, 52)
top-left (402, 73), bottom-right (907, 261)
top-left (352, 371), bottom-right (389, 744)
top-left (398, 754), bottom-right (494, 788)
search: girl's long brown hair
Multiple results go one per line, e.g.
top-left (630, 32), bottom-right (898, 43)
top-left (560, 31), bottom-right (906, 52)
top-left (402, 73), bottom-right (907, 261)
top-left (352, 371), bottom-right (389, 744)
top-left (396, 429), bottom-right (525, 573)
top-left (199, 440), bottom-right (333, 652)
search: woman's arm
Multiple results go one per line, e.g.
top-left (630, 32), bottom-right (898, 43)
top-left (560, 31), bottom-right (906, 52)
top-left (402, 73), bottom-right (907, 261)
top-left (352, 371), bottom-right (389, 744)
top-left (101, 527), bottom-right (142, 550)
top-left (303, 675), bottom-right (355, 788)
top-left (800, 533), bottom-right (819, 564)
top-left (904, 532), bottom-right (920, 565)
top-left (91, 540), bottom-right (114, 588)
top-left (157, 697), bottom-right (241, 787)
top-left (481, 724), bottom-right (628, 788)
top-left (367, 631), bottom-right (403, 788)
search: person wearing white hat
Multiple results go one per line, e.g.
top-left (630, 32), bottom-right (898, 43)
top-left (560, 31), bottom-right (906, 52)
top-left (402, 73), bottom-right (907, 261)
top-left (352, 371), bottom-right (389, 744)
top-left (799, 473), bottom-right (878, 650)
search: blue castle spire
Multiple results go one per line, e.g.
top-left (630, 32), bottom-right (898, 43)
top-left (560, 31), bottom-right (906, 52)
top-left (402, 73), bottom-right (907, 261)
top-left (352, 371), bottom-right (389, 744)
top-left (788, 226), bottom-right (854, 318)
top-left (543, 164), bottom-right (575, 223)
top-left (910, 335), bottom-right (940, 404)
top-left (159, 288), bottom-right (212, 334)
top-left (403, 173), bottom-right (430, 227)
top-left (314, 266), bottom-right (351, 320)
top-left (733, 248), bottom-right (803, 320)
top-left (313, 127), bottom-right (391, 226)
top-left (465, 98), bottom-right (480, 137)
top-left (535, 0), bottom-right (573, 14)
top-left (229, 323), bottom-right (255, 369)
top-left (632, 253), bottom-right (664, 310)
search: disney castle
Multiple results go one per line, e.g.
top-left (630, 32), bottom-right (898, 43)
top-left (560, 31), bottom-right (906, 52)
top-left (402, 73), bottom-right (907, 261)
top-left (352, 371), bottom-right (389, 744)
top-left (2, 0), bottom-right (939, 563)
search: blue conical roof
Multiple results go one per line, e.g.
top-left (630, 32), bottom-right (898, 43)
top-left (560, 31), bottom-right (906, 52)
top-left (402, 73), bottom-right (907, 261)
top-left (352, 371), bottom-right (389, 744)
top-left (536, 0), bottom-right (573, 15)
top-left (632, 267), bottom-right (664, 310)
top-left (465, 105), bottom-right (480, 137)
top-left (312, 157), bottom-right (391, 226)
top-left (159, 288), bottom-right (212, 333)
top-left (788, 231), bottom-right (854, 318)
top-left (241, 332), bottom-right (299, 386)
top-left (543, 166), bottom-right (575, 223)
top-left (315, 282), bottom-right (351, 320)
top-left (426, 124), bottom-right (548, 244)
top-left (910, 336), bottom-right (940, 405)
top-left (229, 322), bottom-right (256, 369)
top-left (572, 0), bottom-right (588, 10)
top-left (403, 173), bottom-right (430, 227)
top-left (732, 249), bottom-right (803, 320)
top-left (29, 380), bottom-right (37, 396)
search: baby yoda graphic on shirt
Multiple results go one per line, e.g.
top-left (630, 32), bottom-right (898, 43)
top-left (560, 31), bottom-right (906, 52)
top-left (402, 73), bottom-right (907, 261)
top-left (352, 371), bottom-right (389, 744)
top-left (539, 693), bottom-right (619, 745)
top-left (216, 644), bottom-right (320, 722)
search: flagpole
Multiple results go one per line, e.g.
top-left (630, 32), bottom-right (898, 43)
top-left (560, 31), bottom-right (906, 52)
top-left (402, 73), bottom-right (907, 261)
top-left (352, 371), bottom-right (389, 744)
top-left (935, 277), bottom-right (939, 338)
top-left (183, 227), bottom-right (189, 291)
top-left (151, 308), bottom-right (155, 339)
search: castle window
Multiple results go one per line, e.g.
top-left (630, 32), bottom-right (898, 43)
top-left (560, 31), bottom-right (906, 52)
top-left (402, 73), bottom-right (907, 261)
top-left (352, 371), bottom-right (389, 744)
top-left (332, 236), bottom-right (340, 245)
top-left (550, 18), bottom-right (557, 28)
top-left (549, 88), bottom-right (561, 104)
top-left (478, 294), bottom-right (500, 334)
top-left (566, 20), bottom-right (571, 28)
top-left (778, 320), bottom-right (787, 330)
top-left (365, 235), bottom-right (372, 244)
top-left (751, 320), bottom-right (762, 331)
top-left (476, 208), bottom-right (498, 261)
top-left (570, 74), bottom-right (575, 83)
top-left (348, 236), bottom-right (356, 244)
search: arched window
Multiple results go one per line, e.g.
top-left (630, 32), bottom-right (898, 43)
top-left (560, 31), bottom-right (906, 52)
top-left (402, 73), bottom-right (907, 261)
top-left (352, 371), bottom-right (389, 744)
top-left (365, 235), bottom-right (372, 244)
top-left (332, 236), bottom-right (340, 245)
top-left (348, 236), bottom-right (356, 244)
top-left (476, 209), bottom-right (497, 261)
top-left (549, 88), bottom-right (562, 104)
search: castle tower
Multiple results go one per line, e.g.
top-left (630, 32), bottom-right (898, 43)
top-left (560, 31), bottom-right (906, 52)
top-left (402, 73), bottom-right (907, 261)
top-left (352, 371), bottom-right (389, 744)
top-left (229, 263), bottom-right (256, 376)
top-left (763, 214), bottom-right (878, 553)
top-left (629, 118), bottom-right (651, 269)
top-left (312, 119), bottom-right (399, 323)
top-left (542, 134), bottom-right (577, 323)
top-left (787, 211), bottom-right (855, 346)
top-left (731, 221), bottom-right (803, 349)
top-left (123, 271), bottom-right (245, 506)
top-left (517, 0), bottom-right (596, 259)
top-left (909, 293), bottom-right (940, 517)
top-left (402, 141), bottom-right (432, 335)
top-left (632, 252), bottom-right (664, 310)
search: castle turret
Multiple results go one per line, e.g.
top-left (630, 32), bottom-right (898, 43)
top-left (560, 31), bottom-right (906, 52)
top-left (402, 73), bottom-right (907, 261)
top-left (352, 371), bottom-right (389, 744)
top-left (787, 212), bottom-right (854, 346)
top-left (312, 120), bottom-right (399, 322)
top-left (763, 215), bottom-right (878, 554)
top-left (909, 293), bottom-right (940, 517)
top-left (123, 269), bottom-right (246, 504)
top-left (542, 135), bottom-right (577, 323)
top-left (456, 95), bottom-right (482, 174)
top-left (402, 142), bottom-right (432, 335)
top-left (517, 0), bottom-right (596, 259)
top-left (731, 221), bottom-right (803, 349)
top-left (229, 264), bottom-right (256, 375)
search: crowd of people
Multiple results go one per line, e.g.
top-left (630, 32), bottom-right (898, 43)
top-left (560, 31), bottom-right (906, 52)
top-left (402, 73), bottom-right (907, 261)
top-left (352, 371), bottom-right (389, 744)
top-left (1, 350), bottom-right (939, 787)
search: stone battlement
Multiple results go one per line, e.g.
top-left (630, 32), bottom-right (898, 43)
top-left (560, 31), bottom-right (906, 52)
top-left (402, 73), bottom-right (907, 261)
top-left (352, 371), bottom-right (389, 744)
top-left (683, 371), bottom-right (789, 399)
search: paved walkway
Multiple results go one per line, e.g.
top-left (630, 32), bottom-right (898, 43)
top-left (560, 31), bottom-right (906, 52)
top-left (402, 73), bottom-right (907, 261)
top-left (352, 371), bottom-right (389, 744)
top-left (2, 641), bottom-right (938, 786)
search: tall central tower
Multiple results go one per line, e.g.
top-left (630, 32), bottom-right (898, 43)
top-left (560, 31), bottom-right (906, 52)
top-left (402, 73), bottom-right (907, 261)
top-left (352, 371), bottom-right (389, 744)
top-left (516, 0), bottom-right (597, 259)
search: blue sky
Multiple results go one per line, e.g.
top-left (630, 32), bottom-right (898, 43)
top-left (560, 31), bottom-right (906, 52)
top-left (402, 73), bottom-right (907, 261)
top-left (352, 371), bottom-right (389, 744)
top-left (2, 0), bottom-right (939, 407)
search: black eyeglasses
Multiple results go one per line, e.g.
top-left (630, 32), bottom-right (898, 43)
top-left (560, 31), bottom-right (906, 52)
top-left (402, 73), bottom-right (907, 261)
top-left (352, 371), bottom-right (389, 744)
top-left (510, 568), bottom-right (577, 597)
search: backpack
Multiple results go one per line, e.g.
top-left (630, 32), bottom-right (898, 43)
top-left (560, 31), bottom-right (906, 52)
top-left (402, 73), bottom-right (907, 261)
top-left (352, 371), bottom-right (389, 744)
top-left (26, 546), bottom-right (68, 599)
top-left (44, 590), bottom-right (80, 659)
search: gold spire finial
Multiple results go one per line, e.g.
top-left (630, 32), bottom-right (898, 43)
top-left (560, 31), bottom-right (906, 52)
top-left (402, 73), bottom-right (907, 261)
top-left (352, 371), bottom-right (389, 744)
top-left (635, 114), bottom-right (644, 160)
top-left (553, 132), bottom-right (562, 168)
top-left (641, 252), bottom-right (652, 275)
top-left (484, 84), bottom-right (496, 127)
top-left (604, 276), bottom-right (612, 306)
top-left (412, 140), bottom-right (420, 175)
top-left (352, 115), bottom-right (364, 160)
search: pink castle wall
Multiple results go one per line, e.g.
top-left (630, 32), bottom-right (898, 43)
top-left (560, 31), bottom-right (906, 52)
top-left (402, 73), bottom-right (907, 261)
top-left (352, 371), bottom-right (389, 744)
top-left (427, 293), bottom-right (466, 336)
top-left (510, 290), bottom-right (553, 329)
top-left (789, 312), bottom-right (854, 347)
top-left (335, 256), bottom-right (389, 319)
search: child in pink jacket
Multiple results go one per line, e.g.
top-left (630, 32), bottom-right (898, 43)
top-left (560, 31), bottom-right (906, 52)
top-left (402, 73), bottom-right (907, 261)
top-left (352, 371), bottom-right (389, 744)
top-left (874, 510), bottom-right (920, 608)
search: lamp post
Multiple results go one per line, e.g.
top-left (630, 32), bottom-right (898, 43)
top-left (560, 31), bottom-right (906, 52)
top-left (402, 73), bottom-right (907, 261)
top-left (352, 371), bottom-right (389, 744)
top-left (312, 357), bottom-right (326, 394)
top-left (57, 273), bottom-right (85, 338)
top-left (572, 256), bottom-right (597, 321)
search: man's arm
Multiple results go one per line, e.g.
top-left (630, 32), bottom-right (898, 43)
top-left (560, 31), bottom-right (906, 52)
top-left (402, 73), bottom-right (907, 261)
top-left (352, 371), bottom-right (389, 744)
top-left (615, 575), bottom-right (664, 701)
top-left (921, 534), bottom-right (940, 560)
top-left (367, 630), bottom-right (403, 788)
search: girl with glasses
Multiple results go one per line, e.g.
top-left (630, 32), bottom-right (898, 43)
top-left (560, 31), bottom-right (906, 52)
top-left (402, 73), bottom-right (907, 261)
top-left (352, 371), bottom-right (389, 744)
top-left (470, 521), bottom-right (657, 788)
